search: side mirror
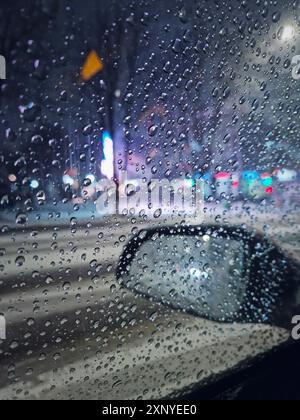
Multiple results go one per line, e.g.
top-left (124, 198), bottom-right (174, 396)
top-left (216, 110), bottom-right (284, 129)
top-left (117, 225), bottom-right (299, 328)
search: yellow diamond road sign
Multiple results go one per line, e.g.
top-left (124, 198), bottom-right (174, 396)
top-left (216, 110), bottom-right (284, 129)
top-left (81, 50), bottom-right (104, 81)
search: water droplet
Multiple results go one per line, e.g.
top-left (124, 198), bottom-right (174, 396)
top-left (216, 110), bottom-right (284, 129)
top-left (62, 282), bottom-right (71, 291)
top-left (16, 213), bottom-right (28, 225)
top-left (148, 125), bottom-right (158, 137)
top-left (154, 209), bottom-right (162, 219)
top-left (15, 256), bottom-right (25, 267)
top-left (272, 12), bottom-right (281, 23)
top-left (10, 341), bottom-right (19, 350)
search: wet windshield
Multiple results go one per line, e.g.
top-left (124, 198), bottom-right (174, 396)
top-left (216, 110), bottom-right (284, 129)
top-left (0, 0), bottom-right (299, 401)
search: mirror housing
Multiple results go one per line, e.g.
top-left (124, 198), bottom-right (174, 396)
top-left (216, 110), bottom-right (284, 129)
top-left (117, 225), bottom-right (299, 328)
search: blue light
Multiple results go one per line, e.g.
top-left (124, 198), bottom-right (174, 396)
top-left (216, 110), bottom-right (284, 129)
top-left (101, 131), bottom-right (114, 179)
top-left (243, 171), bottom-right (259, 182)
top-left (30, 180), bottom-right (39, 189)
top-left (102, 131), bottom-right (112, 142)
top-left (62, 175), bottom-right (74, 186)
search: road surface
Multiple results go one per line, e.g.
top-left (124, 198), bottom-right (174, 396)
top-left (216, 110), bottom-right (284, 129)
top-left (0, 207), bottom-right (298, 399)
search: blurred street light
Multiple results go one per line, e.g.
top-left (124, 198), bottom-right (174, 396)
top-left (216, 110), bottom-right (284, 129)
top-left (8, 174), bottom-right (17, 183)
top-left (101, 132), bottom-right (114, 180)
top-left (30, 180), bottom-right (39, 189)
top-left (63, 174), bottom-right (75, 186)
top-left (281, 25), bottom-right (295, 41)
